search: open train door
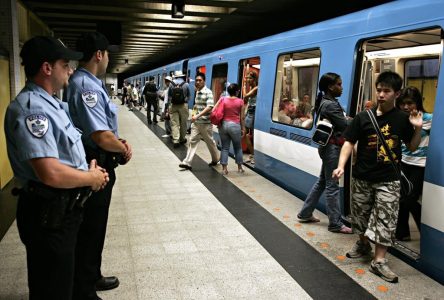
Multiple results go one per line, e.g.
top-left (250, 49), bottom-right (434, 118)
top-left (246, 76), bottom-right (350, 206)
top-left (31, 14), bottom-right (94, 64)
top-left (349, 28), bottom-right (443, 259)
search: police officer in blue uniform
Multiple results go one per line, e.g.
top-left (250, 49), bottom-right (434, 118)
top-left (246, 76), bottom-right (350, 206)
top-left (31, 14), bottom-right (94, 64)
top-left (64, 32), bottom-right (132, 300)
top-left (4, 36), bottom-right (109, 300)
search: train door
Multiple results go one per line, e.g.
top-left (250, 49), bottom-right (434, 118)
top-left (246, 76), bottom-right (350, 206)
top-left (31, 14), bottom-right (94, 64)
top-left (350, 27), bottom-right (442, 258)
top-left (238, 57), bottom-right (260, 165)
top-left (210, 63), bottom-right (228, 102)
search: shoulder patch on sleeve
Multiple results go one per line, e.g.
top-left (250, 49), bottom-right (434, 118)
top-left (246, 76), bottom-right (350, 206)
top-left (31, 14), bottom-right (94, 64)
top-left (81, 91), bottom-right (98, 108)
top-left (26, 114), bottom-right (49, 138)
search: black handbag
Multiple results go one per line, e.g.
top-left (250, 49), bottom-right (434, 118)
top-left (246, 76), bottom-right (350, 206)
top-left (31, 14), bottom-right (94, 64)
top-left (366, 110), bottom-right (413, 196)
top-left (311, 100), bottom-right (333, 146)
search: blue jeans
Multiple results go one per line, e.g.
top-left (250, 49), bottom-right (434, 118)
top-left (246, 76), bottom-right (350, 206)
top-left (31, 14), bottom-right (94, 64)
top-left (298, 143), bottom-right (343, 230)
top-left (219, 121), bottom-right (243, 165)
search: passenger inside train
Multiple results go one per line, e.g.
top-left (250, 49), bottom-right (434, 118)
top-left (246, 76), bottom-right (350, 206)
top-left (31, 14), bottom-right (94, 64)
top-left (395, 86), bottom-right (433, 242)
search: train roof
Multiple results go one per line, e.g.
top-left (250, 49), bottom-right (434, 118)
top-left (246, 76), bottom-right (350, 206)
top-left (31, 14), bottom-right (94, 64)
top-left (188, 0), bottom-right (444, 63)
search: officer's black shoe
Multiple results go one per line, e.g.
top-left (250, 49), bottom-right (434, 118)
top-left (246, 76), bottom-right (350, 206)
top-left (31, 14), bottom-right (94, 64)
top-left (147, 119), bottom-right (152, 124)
top-left (95, 276), bottom-right (120, 291)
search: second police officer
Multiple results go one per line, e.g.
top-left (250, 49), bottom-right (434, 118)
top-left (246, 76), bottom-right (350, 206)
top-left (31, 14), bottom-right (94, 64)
top-left (64, 32), bottom-right (133, 300)
top-left (4, 36), bottom-right (109, 300)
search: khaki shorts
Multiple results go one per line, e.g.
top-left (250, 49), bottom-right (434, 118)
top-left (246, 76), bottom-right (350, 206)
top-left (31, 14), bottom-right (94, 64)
top-left (351, 178), bottom-right (400, 247)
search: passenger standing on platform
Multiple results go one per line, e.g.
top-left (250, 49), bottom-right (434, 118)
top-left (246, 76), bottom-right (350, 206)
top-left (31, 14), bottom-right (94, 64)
top-left (121, 82), bottom-right (128, 105)
top-left (161, 76), bottom-right (173, 136)
top-left (243, 71), bottom-right (258, 164)
top-left (143, 75), bottom-right (159, 124)
top-left (179, 72), bottom-right (219, 170)
top-left (395, 86), bottom-right (432, 241)
top-left (4, 36), bottom-right (108, 300)
top-left (297, 73), bottom-right (352, 234)
top-left (169, 70), bottom-right (190, 147)
top-left (332, 71), bottom-right (423, 283)
top-left (215, 83), bottom-right (246, 175)
top-left (65, 32), bottom-right (133, 299)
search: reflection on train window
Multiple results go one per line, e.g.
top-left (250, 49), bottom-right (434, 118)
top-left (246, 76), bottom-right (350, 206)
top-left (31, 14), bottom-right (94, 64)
top-left (272, 49), bottom-right (320, 129)
top-left (211, 63), bottom-right (228, 101)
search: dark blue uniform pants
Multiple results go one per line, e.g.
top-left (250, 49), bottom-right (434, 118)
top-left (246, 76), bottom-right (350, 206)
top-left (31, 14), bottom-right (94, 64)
top-left (17, 192), bottom-right (82, 300)
top-left (73, 168), bottom-right (116, 300)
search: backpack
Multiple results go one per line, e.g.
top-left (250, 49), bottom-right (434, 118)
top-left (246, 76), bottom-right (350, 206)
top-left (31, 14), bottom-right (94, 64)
top-left (143, 82), bottom-right (158, 101)
top-left (171, 81), bottom-right (186, 104)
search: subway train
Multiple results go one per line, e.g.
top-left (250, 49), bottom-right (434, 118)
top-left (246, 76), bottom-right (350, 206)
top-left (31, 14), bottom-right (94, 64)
top-left (126, 0), bottom-right (444, 284)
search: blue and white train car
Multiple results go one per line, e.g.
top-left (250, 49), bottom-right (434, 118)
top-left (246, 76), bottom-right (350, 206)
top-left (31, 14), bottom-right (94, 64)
top-left (128, 0), bottom-right (444, 283)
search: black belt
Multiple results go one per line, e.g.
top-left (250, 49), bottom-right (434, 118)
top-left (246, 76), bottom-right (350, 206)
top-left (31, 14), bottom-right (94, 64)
top-left (25, 181), bottom-right (92, 208)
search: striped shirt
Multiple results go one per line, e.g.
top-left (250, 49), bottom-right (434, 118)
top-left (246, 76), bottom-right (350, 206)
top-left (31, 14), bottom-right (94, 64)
top-left (194, 85), bottom-right (214, 124)
top-left (401, 112), bottom-right (432, 167)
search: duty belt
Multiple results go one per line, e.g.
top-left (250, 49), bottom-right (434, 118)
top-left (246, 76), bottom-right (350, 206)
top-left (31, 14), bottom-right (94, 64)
top-left (25, 181), bottom-right (92, 208)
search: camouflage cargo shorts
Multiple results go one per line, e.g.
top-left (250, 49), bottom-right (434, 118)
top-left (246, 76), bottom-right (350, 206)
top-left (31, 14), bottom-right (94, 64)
top-left (351, 178), bottom-right (400, 247)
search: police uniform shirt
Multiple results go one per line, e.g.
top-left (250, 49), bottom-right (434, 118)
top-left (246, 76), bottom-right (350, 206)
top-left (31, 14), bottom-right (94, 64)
top-left (65, 68), bottom-right (118, 150)
top-left (4, 81), bottom-right (88, 184)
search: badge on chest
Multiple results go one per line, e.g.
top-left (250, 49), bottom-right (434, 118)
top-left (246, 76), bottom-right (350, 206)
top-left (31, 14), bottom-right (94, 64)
top-left (26, 114), bottom-right (49, 138)
top-left (82, 91), bottom-right (98, 108)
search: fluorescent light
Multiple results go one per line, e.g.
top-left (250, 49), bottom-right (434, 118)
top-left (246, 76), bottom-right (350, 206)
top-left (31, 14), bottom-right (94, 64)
top-left (367, 44), bottom-right (442, 59)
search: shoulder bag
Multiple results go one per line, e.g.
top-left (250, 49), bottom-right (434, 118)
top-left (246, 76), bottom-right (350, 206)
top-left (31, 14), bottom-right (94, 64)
top-left (366, 109), bottom-right (413, 196)
top-left (210, 97), bottom-right (225, 127)
top-left (311, 100), bottom-right (333, 146)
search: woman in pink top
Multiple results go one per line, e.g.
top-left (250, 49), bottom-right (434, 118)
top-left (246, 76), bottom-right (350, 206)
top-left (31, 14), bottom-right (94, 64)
top-left (213, 83), bottom-right (246, 174)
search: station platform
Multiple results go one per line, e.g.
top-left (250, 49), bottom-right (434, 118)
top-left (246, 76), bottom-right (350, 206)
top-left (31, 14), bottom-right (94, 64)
top-left (1, 98), bottom-right (443, 300)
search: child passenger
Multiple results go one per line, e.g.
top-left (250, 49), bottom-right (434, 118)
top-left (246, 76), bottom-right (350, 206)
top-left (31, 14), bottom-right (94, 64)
top-left (332, 71), bottom-right (423, 283)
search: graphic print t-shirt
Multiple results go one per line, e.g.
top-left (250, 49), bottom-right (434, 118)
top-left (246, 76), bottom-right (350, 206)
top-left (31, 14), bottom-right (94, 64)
top-left (344, 108), bottom-right (414, 182)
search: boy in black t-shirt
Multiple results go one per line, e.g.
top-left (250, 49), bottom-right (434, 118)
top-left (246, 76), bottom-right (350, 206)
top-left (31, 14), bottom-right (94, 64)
top-left (332, 71), bottom-right (423, 283)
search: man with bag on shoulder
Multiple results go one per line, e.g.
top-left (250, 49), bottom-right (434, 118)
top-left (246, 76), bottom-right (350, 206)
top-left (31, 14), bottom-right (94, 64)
top-left (297, 73), bottom-right (352, 234)
top-left (332, 71), bottom-right (422, 283)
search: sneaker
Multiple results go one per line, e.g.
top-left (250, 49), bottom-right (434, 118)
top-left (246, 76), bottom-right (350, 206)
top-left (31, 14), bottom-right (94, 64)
top-left (179, 163), bottom-right (192, 170)
top-left (369, 259), bottom-right (399, 283)
top-left (329, 225), bottom-right (353, 234)
top-left (346, 240), bottom-right (372, 258)
top-left (297, 215), bottom-right (320, 223)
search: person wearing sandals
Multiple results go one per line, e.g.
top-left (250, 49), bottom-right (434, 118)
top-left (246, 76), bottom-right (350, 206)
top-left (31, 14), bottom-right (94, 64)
top-left (242, 71), bottom-right (258, 164)
top-left (333, 71), bottom-right (423, 283)
top-left (297, 73), bottom-right (352, 235)
top-left (214, 83), bottom-right (245, 175)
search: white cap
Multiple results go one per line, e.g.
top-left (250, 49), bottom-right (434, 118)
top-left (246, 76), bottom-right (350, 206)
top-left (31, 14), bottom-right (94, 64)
top-left (173, 70), bottom-right (185, 78)
top-left (165, 76), bottom-right (172, 81)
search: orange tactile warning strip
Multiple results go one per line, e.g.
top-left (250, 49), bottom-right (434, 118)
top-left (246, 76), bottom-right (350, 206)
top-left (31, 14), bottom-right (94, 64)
top-left (377, 285), bottom-right (389, 292)
top-left (355, 269), bottom-right (366, 275)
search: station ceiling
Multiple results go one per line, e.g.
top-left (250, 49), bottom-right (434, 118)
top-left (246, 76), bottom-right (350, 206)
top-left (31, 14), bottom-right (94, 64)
top-left (21, 0), bottom-right (391, 78)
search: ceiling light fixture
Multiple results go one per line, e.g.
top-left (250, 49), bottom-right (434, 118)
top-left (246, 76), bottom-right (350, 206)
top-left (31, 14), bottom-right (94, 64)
top-left (172, 0), bottom-right (185, 19)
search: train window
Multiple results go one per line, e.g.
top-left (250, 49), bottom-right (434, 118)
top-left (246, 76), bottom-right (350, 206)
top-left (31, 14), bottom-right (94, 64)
top-left (272, 49), bottom-right (320, 129)
top-left (405, 58), bottom-right (439, 113)
top-left (211, 64), bottom-right (228, 101)
top-left (196, 66), bottom-right (206, 74)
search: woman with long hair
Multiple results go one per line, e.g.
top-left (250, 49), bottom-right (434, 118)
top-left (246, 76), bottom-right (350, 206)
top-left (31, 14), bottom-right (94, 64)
top-left (214, 83), bottom-right (246, 174)
top-left (242, 71), bottom-right (258, 164)
top-left (297, 72), bottom-right (352, 234)
top-left (395, 86), bottom-right (432, 241)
